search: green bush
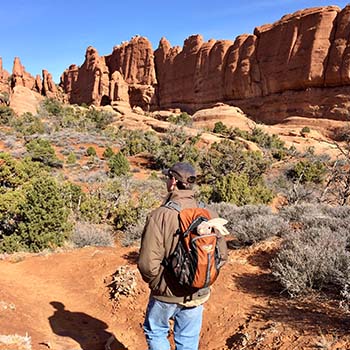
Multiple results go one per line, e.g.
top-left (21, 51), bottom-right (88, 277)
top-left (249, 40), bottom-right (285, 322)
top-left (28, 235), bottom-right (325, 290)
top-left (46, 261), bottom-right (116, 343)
top-left (18, 175), bottom-right (71, 251)
top-left (301, 126), bottom-right (311, 135)
top-left (154, 127), bottom-right (201, 169)
top-left (0, 153), bottom-right (30, 191)
top-left (287, 160), bottom-right (326, 184)
top-left (66, 152), bottom-right (77, 164)
top-left (103, 146), bottom-right (114, 159)
top-left (108, 152), bottom-right (130, 177)
top-left (212, 172), bottom-right (274, 205)
top-left (86, 146), bottom-right (97, 157)
top-left (61, 181), bottom-right (85, 211)
top-left (119, 130), bottom-right (160, 156)
top-left (41, 98), bottom-right (63, 116)
top-left (167, 112), bottom-right (192, 126)
top-left (200, 139), bottom-right (270, 186)
top-left (11, 112), bottom-right (45, 135)
top-left (26, 138), bottom-right (62, 168)
top-left (84, 109), bottom-right (114, 129)
top-left (213, 121), bottom-right (229, 135)
top-left (0, 174), bottom-right (71, 253)
top-left (0, 105), bottom-right (15, 125)
top-left (79, 195), bottom-right (109, 224)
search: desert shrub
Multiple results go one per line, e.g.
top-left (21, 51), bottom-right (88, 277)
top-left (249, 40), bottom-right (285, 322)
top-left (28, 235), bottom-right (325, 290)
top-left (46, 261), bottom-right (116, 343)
top-left (154, 127), bottom-right (201, 169)
top-left (103, 146), bottom-right (114, 159)
top-left (249, 127), bottom-right (285, 150)
top-left (0, 174), bottom-right (71, 253)
top-left (61, 182), bottom-right (85, 211)
top-left (331, 125), bottom-right (350, 142)
top-left (167, 112), bottom-right (192, 126)
top-left (54, 105), bottom-right (86, 129)
top-left (25, 138), bottom-right (62, 167)
top-left (301, 126), bottom-right (311, 135)
top-left (0, 91), bottom-right (10, 104)
top-left (0, 105), bottom-right (15, 125)
top-left (200, 140), bottom-right (270, 186)
top-left (280, 203), bottom-right (350, 233)
top-left (213, 121), bottom-right (229, 135)
top-left (208, 202), bottom-right (289, 245)
top-left (41, 98), bottom-right (63, 116)
top-left (84, 108), bottom-right (114, 129)
top-left (108, 152), bottom-right (130, 177)
top-left (86, 146), bottom-right (97, 157)
top-left (228, 127), bottom-right (249, 140)
top-left (199, 139), bottom-right (273, 204)
top-left (287, 160), bottom-right (326, 184)
top-left (11, 112), bottom-right (45, 135)
top-left (229, 127), bottom-right (286, 160)
top-left (121, 222), bottom-right (145, 247)
top-left (271, 173), bottom-right (323, 205)
top-left (79, 195), bottom-right (110, 224)
top-left (271, 226), bottom-right (350, 297)
top-left (119, 130), bottom-right (160, 156)
top-left (66, 152), bottom-right (77, 164)
top-left (0, 153), bottom-right (30, 191)
top-left (113, 190), bottom-right (159, 231)
top-left (71, 222), bottom-right (114, 248)
top-left (212, 172), bottom-right (273, 205)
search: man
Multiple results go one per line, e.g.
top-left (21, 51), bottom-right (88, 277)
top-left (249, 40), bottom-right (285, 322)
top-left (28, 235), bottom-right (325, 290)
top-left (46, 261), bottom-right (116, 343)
top-left (138, 162), bottom-right (228, 350)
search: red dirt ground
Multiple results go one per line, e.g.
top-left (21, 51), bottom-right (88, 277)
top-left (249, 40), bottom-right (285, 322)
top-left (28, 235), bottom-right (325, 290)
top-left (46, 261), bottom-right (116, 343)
top-left (1, 239), bottom-right (350, 350)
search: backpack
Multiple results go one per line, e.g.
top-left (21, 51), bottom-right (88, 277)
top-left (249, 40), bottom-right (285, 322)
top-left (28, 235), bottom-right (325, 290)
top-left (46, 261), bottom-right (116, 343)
top-left (162, 201), bottom-right (223, 290)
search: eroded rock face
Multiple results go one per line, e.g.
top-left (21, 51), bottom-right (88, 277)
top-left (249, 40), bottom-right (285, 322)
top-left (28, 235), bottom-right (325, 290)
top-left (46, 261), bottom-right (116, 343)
top-left (0, 58), bottom-right (10, 93)
top-left (61, 36), bottom-right (157, 109)
top-left (0, 57), bottom-right (59, 113)
top-left (59, 5), bottom-right (350, 122)
top-left (106, 35), bottom-right (156, 85)
top-left (12, 57), bottom-right (36, 90)
top-left (61, 47), bottom-right (110, 106)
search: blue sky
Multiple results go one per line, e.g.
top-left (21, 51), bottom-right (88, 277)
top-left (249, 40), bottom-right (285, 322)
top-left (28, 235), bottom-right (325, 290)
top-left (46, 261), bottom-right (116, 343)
top-left (1, 1), bottom-right (349, 83)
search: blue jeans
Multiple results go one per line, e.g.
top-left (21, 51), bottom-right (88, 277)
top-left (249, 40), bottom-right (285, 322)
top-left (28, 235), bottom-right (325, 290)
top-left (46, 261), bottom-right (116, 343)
top-left (143, 297), bottom-right (204, 350)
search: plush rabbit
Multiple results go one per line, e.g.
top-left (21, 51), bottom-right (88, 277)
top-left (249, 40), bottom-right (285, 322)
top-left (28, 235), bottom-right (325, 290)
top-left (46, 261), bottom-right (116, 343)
top-left (197, 218), bottom-right (230, 236)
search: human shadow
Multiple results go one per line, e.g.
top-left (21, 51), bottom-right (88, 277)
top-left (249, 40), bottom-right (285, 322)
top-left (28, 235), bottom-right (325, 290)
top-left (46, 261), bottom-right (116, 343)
top-left (48, 301), bottom-right (127, 350)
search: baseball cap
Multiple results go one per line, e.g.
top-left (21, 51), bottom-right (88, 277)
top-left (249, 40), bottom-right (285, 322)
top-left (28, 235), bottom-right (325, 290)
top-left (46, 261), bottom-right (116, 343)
top-left (162, 162), bottom-right (197, 184)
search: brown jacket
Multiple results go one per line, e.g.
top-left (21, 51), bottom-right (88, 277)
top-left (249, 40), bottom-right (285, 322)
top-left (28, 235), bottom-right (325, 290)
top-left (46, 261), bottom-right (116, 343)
top-left (138, 189), bottom-right (228, 304)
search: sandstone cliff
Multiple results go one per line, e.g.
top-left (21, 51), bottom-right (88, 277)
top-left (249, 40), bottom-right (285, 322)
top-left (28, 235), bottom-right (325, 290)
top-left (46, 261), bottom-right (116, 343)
top-left (3, 5), bottom-right (350, 122)
top-left (56, 5), bottom-right (350, 122)
top-left (0, 57), bottom-right (60, 115)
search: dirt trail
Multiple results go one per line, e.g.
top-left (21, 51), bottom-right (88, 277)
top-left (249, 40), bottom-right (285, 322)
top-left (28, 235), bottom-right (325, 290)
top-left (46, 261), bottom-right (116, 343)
top-left (1, 241), bottom-right (350, 350)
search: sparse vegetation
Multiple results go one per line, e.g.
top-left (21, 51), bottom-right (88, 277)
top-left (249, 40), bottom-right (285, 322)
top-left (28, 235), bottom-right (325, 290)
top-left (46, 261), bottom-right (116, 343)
top-left (167, 112), bottom-right (192, 126)
top-left (108, 152), bottom-right (130, 177)
top-left (71, 222), bottom-right (114, 248)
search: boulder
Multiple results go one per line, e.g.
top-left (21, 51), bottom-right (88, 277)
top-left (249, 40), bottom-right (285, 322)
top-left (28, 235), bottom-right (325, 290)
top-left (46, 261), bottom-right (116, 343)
top-left (9, 86), bottom-right (44, 116)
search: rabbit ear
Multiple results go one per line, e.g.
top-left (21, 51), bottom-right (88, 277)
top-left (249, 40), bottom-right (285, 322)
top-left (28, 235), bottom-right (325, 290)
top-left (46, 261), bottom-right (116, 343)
top-left (213, 226), bottom-right (230, 236)
top-left (206, 218), bottom-right (230, 236)
top-left (206, 218), bottom-right (228, 227)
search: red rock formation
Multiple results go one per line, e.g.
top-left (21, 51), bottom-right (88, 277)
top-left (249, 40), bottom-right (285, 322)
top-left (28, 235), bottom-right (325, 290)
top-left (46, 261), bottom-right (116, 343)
top-left (42, 69), bottom-right (58, 97)
top-left (254, 6), bottom-right (338, 94)
top-left (59, 5), bottom-right (350, 123)
top-left (11, 57), bottom-right (36, 90)
top-left (223, 34), bottom-right (261, 99)
top-left (325, 5), bottom-right (350, 85)
top-left (106, 35), bottom-right (156, 85)
top-left (61, 47), bottom-right (110, 105)
top-left (0, 58), bottom-right (10, 93)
